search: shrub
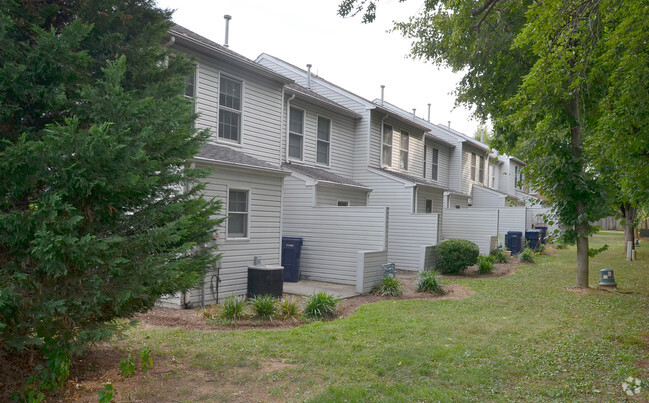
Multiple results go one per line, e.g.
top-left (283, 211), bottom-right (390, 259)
top-left (434, 239), bottom-right (480, 274)
top-left (250, 295), bottom-right (278, 319)
top-left (478, 256), bottom-right (495, 274)
top-left (304, 292), bottom-right (339, 319)
top-left (221, 296), bottom-right (247, 321)
top-left (373, 275), bottom-right (403, 297)
top-left (279, 297), bottom-right (301, 319)
top-left (519, 248), bottom-right (535, 263)
top-left (489, 248), bottom-right (509, 263)
top-left (416, 270), bottom-right (445, 294)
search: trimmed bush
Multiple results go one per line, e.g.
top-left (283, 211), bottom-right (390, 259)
top-left (304, 292), bottom-right (339, 319)
top-left (416, 270), bottom-right (445, 294)
top-left (434, 239), bottom-right (480, 274)
top-left (373, 275), bottom-right (403, 297)
top-left (478, 256), bottom-right (495, 274)
top-left (489, 248), bottom-right (509, 263)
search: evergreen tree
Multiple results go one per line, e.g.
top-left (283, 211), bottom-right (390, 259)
top-left (0, 0), bottom-right (221, 394)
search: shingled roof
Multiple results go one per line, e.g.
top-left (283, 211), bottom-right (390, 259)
top-left (196, 143), bottom-right (285, 173)
top-left (283, 163), bottom-right (371, 190)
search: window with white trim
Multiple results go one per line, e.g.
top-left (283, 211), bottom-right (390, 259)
top-left (470, 152), bottom-right (477, 181)
top-left (185, 67), bottom-right (196, 99)
top-left (218, 75), bottom-right (242, 142)
top-left (479, 155), bottom-right (485, 184)
top-left (337, 200), bottom-right (349, 207)
top-left (515, 165), bottom-right (524, 189)
top-left (288, 107), bottom-right (304, 160)
top-left (382, 124), bottom-right (393, 167)
top-left (431, 148), bottom-right (439, 181)
top-left (425, 199), bottom-right (433, 213)
top-left (316, 116), bottom-right (331, 165)
top-left (400, 131), bottom-right (409, 170)
top-left (423, 145), bottom-right (427, 178)
top-left (227, 189), bottom-right (248, 238)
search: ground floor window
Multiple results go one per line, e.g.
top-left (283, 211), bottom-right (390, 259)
top-left (425, 199), bottom-right (433, 213)
top-left (227, 189), bottom-right (248, 238)
top-left (337, 200), bottom-right (350, 206)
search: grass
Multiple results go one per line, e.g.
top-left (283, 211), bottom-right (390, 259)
top-left (112, 232), bottom-right (649, 401)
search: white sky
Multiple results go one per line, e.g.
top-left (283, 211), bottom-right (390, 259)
top-left (156, 0), bottom-right (482, 136)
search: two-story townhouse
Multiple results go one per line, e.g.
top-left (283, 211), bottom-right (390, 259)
top-left (164, 25), bottom-right (293, 307)
top-left (257, 54), bottom-right (442, 271)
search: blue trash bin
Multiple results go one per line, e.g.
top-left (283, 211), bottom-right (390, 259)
top-left (506, 231), bottom-right (523, 254)
top-left (525, 230), bottom-right (542, 250)
top-left (282, 237), bottom-right (303, 282)
top-left (535, 225), bottom-right (548, 244)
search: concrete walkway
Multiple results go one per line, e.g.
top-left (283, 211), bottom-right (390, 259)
top-left (283, 280), bottom-right (358, 299)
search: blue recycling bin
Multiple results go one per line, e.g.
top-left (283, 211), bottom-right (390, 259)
top-left (506, 231), bottom-right (523, 254)
top-left (525, 230), bottom-right (542, 250)
top-left (281, 237), bottom-right (303, 282)
top-left (535, 225), bottom-right (548, 244)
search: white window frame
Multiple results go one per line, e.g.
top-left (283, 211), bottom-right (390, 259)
top-left (337, 200), bottom-right (350, 207)
top-left (400, 130), bottom-right (409, 171)
top-left (431, 147), bottom-right (439, 181)
top-left (218, 73), bottom-right (243, 144)
top-left (288, 106), bottom-right (305, 161)
top-left (316, 115), bottom-right (331, 166)
top-left (226, 187), bottom-right (250, 240)
top-left (382, 124), bottom-right (393, 167)
top-left (470, 152), bottom-right (477, 181)
top-left (479, 155), bottom-right (485, 184)
top-left (423, 145), bottom-right (427, 178)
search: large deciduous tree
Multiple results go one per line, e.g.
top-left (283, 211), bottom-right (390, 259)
top-left (0, 0), bottom-right (220, 395)
top-left (340, 0), bottom-right (648, 286)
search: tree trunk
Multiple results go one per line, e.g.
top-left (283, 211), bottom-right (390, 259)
top-left (575, 203), bottom-right (590, 288)
top-left (621, 203), bottom-right (637, 256)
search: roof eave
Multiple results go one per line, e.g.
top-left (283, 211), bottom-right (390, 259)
top-left (192, 156), bottom-right (290, 176)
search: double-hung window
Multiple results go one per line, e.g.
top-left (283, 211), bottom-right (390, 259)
top-left (425, 199), bottom-right (433, 214)
top-left (218, 75), bottom-right (242, 142)
top-left (185, 68), bottom-right (196, 99)
top-left (431, 148), bottom-right (439, 181)
top-left (382, 124), bottom-right (393, 167)
top-left (470, 152), bottom-right (477, 181)
top-left (227, 189), bottom-right (248, 238)
top-left (317, 116), bottom-right (331, 165)
top-left (288, 107), bottom-right (304, 160)
top-left (479, 155), bottom-right (485, 184)
top-left (400, 131), bottom-right (409, 170)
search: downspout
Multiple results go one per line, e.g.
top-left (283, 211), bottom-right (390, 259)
top-left (285, 93), bottom-right (296, 163)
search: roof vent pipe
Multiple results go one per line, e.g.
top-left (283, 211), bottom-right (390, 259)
top-left (447, 120), bottom-right (451, 129)
top-left (380, 85), bottom-right (385, 106)
top-left (427, 104), bottom-right (431, 122)
top-left (306, 64), bottom-right (312, 89)
top-left (412, 108), bottom-right (416, 120)
top-left (223, 15), bottom-right (232, 48)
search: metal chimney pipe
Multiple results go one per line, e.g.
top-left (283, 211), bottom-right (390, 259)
top-left (412, 108), bottom-right (416, 120)
top-left (224, 15), bottom-right (231, 48)
top-left (380, 85), bottom-right (385, 106)
top-left (427, 104), bottom-right (431, 122)
top-left (306, 64), bottom-right (312, 89)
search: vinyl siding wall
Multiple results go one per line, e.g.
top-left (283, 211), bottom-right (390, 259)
top-left (471, 186), bottom-right (507, 208)
top-left (185, 164), bottom-right (284, 306)
top-left (423, 139), bottom-right (451, 188)
top-left (370, 114), bottom-right (427, 177)
top-left (460, 144), bottom-right (489, 195)
top-left (442, 208), bottom-right (499, 255)
top-left (178, 45), bottom-right (284, 166)
top-left (316, 186), bottom-right (368, 206)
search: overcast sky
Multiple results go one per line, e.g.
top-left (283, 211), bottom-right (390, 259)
top-left (156, 0), bottom-right (483, 136)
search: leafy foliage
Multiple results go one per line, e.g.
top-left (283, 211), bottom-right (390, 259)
top-left (0, 0), bottom-right (221, 394)
top-left (279, 297), bottom-right (301, 319)
top-left (304, 292), bottom-right (339, 319)
top-left (477, 256), bottom-right (495, 274)
top-left (98, 383), bottom-right (114, 403)
top-left (250, 295), bottom-right (278, 319)
top-left (434, 239), bottom-right (480, 274)
top-left (519, 248), bottom-right (535, 263)
top-left (489, 249), bottom-right (509, 264)
top-left (221, 296), bottom-right (248, 321)
top-left (373, 275), bottom-right (403, 297)
top-left (416, 270), bottom-right (444, 294)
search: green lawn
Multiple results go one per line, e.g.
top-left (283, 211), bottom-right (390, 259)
top-left (116, 232), bottom-right (649, 401)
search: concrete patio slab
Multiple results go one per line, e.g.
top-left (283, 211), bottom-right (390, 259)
top-left (283, 280), bottom-right (359, 299)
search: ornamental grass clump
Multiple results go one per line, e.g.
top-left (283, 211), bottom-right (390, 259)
top-left (478, 255), bottom-right (495, 274)
top-left (221, 296), bottom-right (247, 321)
top-left (489, 248), bottom-right (509, 263)
top-left (373, 275), bottom-right (403, 297)
top-left (303, 292), bottom-right (339, 319)
top-left (519, 248), bottom-right (535, 263)
top-left (279, 297), bottom-right (301, 319)
top-left (250, 294), bottom-right (277, 319)
top-left (434, 239), bottom-right (480, 274)
top-left (416, 270), bottom-right (445, 294)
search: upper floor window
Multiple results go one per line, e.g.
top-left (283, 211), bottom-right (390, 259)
top-left (400, 131), bottom-right (409, 170)
top-left (382, 124), bottom-right (393, 167)
top-left (470, 152), bottom-right (477, 181)
top-left (185, 68), bottom-right (196, 99)
top-left (218, 75), bottom-right (242, 142)
top-left (288, 107), bottom-right (304, 160)
top-left (515, 165), bottom-right (524, 189)
top-left (317, 116), bottom-right (331, 165)
top-left (431, 148), bottom-right (439, 181)
top-left (479, 155), bottom-right (485, 184)
top-left (227, 189), bottom-right (249, 238)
